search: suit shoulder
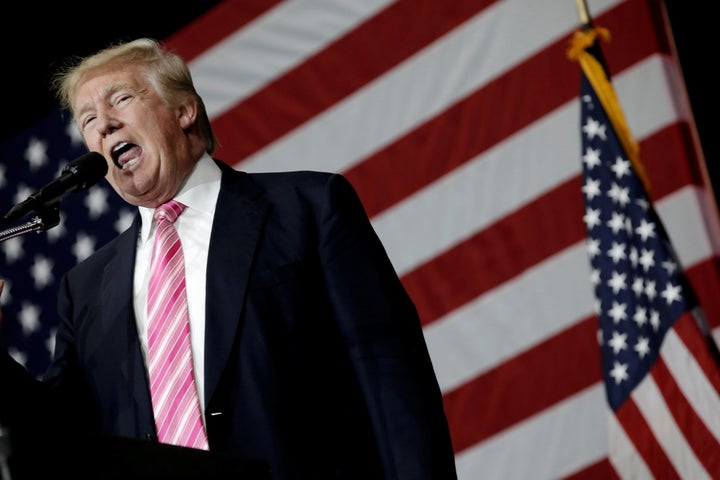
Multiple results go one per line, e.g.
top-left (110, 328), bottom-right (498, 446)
top-left (245, 170), bottom-right (357, 197)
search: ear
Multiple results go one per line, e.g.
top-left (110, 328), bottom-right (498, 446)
top-left (178, 98), bottom-right (198, 130)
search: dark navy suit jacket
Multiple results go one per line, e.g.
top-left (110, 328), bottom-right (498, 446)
top-left (1, 160), bottom-right (457, 479)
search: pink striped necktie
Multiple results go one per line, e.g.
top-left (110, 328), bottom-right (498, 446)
top-left (146, 200), bottom-right (209, 450)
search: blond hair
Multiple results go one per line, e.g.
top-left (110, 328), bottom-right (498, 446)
top-left (51, 38), bottom-right (218, 155)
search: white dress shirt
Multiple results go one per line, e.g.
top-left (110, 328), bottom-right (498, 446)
top-left (133, 153), bottom-right (221, 418)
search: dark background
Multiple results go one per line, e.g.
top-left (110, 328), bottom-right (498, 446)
top-left (0, 2), bottom-right (713, 194)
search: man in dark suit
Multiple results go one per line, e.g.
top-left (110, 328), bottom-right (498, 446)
top-left (0, 38), bottom-right (457, 479)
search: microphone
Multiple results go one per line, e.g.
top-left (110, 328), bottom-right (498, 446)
top-left (2, 151), bottom-right (108, 223)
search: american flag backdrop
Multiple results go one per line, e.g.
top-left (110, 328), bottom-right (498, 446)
top-left (2, 0), bottom-right (720, 478)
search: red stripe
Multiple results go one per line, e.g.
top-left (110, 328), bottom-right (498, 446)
top-left (347, 0), bottom-right (677, 218)
top-left (403, 122), bottom-right (708, 328)
top-left (443, 315), bottom-right (601, 453)
top-left (561, 458), bottom-right (617, 480)
top-left (403, 175), bottom-right (585, 326)
top-left (615, 395), bottom-right (679, 478)
top-left (164, 0), bottom-right (284, 61)
top-left (685, 258), bottom-right (720, 331)
top-left (652, 342), bottom-right (720, 475)
top-left (210, 0), bottom-right (500, 162)
top-left (643, 123), bottom-right (706, 199)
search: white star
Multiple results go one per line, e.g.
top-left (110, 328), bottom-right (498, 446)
top-left (582, 147), bottom-right (602, 170)
top-left (115, 208), bottom-right (136, 233)
top-left (606, 212), bottom-right (625, 234)
top-left (650, 310), bottom-right (661, 331)
top-left (607, 242), bottom-right (627, 264)
top-left (632, 276), bottom-right (644, 297)
top-left (610, 361), bottom-right (629, 384)
top-left (25, 137), bottom-right (48, 170)
top-left (73, 233), bottom-right (97, 262)
top-left (45, 327), bottom-right (57, 357)
top-left (608, 301), bottom-right (627, 323)
top-left (46, 212), bottom-right (67, 242)
top-left (625, 216), bottom-right (634, 236)
top-left (633, 306), bottom-right (648, 327)
top-left (582, 117), bottom-right (607, 141)
top-left (590, 268), bottom-right (601, 286)
top-left (2, 237), bottom-right (24, 263)
top-left (638, 249), bottom-right (655, 272)
top-left (85, 187), bottom-right (110, 219)
top-left (31, 255), bottom-right (54, 289)
top-left (660, 282), bottom-right (682, 305)
top-left (610, 156), bottom-right (631, 178)
top-left (587, 238), bottom-right (601, 258)
top-left (629, 246), bottom-right (638, 268)
top-left (12, 184), bottom-right (33, 206)
top-left (635, 219), bottom-right (656, 242)
top-left (662, 259), bottom-right (677, 275)
top-left (607, 182), bottom-right (630, 207)
top-left (66, 121), bottom-right (84, 145)
top-left (19, 301), bottom-right (41, 335)
top-left (582, 177), bottom-right (602, 200)
top-left (634, 337), bottom-right (651, 358)
top-left (584, 207), bottom-right (602, 230)
top-left (607, 270), bottom-right (627, 294)
top-left (645, 280), bottom-right (657, 301)
top-left (608, 331), bottom-right (628, 354)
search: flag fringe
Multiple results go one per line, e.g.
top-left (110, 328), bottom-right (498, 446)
top-left (567, 26), bottom-right (652, 195)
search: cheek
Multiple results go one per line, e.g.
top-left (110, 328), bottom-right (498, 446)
top-left (106, 170), bottom-right (122, 191)
top-left (82, 134), bottom-right (101, 153)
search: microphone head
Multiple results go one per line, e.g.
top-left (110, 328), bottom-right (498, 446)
top-left (63, 151), bottom-right (108, 191)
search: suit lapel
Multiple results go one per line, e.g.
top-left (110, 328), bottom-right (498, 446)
top-left (99, 216), bottom-right (155, 424)
top-left (204, 164), bottom-right (269, 405)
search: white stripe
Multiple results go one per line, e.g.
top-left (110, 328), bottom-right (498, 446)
top-left (233, 0), bottom-right (622, 174)
top-left (191, 0), bottom-right (394, 118)
top-left (455, 384), bottom-right (608, 480)
top-left (425, 243), bottom-right (594, 392)
top-left (619, 54), bottom-right (692, 137)
top-left (632, 373), bottom-right (711, 479)
top-left (656, 185), bottom-right (720, 267)
top-left (662, 326), bottom-right (720, 442)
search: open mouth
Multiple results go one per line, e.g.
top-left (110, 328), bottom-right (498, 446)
top-left (112, 142), bottom-right (141, 170)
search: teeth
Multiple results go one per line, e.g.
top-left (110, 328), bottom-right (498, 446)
top-left (122, 157), bottom-right (140, 170)
top-left (113, 142), bottom-right (128, 153)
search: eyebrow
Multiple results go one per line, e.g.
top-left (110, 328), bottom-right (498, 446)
top-left (75, 82), bottom-right (137, 119)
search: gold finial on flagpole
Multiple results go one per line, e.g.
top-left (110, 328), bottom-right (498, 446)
top-left (575, 0), bottom-right (592, 28)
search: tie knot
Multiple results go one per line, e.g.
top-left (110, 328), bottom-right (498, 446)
top-left (154, 200), bottom-right (185, 224)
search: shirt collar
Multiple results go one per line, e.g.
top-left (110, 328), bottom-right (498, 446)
top-left (138, 153), bottom-right (222, 242)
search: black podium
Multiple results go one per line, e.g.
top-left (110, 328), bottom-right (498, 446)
top-left (4, 433), bottom-right (271, 480)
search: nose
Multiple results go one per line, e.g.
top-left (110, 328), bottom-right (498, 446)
top-left (95, 106), bottom-right (121, 136)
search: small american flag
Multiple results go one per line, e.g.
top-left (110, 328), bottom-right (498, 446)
top-left (574, 25), bottom-right (720, 477)
top-left (0, 112), bottom-right (132, 377)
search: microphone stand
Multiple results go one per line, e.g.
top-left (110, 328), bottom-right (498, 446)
top-left (0, 203), bottom-right (60, 243)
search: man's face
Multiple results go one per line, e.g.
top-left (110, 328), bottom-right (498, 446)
top-left (73, 65), bottom-right (197, 208)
